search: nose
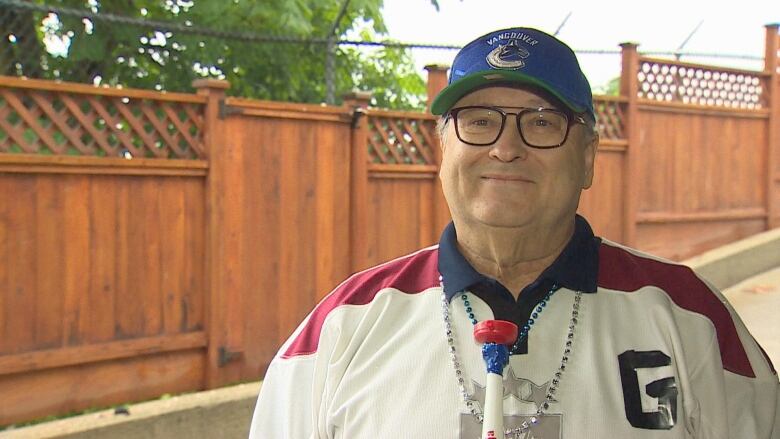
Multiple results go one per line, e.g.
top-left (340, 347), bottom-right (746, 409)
top-left (488, 120), bottom-right (529, 162)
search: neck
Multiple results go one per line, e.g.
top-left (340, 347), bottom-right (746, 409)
top-left (454, 218), bottom-right (575, 298)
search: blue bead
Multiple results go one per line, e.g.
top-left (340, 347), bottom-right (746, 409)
top-left (532, 312), bottom-right (538, 318)
top-left (464, 301), bottom-right (470, 306)
top-left (466, 307), bottom-right (472, 312)
top-left (468, 313), bottom-right (475, 319)
top-left (528, 318), bottom-right (535, 325)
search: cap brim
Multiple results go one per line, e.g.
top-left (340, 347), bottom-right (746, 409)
top-left (430, 70), bottom-right (586, 116)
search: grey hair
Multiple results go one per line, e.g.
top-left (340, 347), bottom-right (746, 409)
top-left (436, 116), bottom-right (450, 144)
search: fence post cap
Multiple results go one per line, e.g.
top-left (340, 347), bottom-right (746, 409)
top-left (424, 64), bottom-right (450, 72)
top-left (342, 90), bottom-right (372, 108)
top-left (619, 42), bottom-right (640, 49)
top-left (192, 79), bottom-right (231, 90)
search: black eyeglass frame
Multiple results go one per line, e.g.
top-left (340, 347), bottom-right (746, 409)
top-left (445, 105), bottom-right (588, 149)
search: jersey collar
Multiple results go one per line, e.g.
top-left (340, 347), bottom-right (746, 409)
top-left (438, 214), bottom-right (600, 302)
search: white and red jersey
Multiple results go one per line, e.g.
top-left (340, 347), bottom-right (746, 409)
top-left (249, 221), bottom-right (779, 438)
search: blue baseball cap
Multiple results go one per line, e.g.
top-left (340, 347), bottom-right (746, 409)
top-left (430, 27), bottom-right (594, 119)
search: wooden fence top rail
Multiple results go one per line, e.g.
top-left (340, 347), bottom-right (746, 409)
top-left (636, 56), bottom-right (771, 77)
top-left (365, 108), bottom-right (437, 120)
top-left (224, 97), bottom-right (348, 116)
top-left (0, 76), bottom-right (208, 104)
top-left (0, 154), bottom-right (208, 176)
top-left (636, 99), bottom-right (771, 117)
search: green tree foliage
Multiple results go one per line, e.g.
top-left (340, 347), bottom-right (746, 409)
top-left (4, 0), bottom-right (428, 109)
top-left (593, 76), bottom-right (620, 96)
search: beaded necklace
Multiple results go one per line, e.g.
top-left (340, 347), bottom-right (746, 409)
top-left (461, 283), bottom-right (560, 355)
top-left (440, 276), bottom-right (583, 439)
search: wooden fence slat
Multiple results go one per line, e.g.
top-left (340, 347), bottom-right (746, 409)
top-left (159, 179), bottom-right (186, 335)
top-left (370, 118), bottom-right (405, 164)
top-left (61, 176), bottom-right (90, 347)
top-left (0, 177), bottom-right (6, 353)
top-left (400, 119), bottom-right (435, 165)
top-left (417, 119), bottom-right (439, 156)
top-left (0, 99), bottom-right (38, 153)
top-left (366, 131), bottom-right (391, 164)
top-left (34, 176), bottom-right (65, 351)
top-left (160, 103), bottom-right (201, 158)
top-left (141, 177), bottom-right (163, 336)
top-left (29, 92), bottom-right (96, 155)
top-left (113, 100), bottom-right (167, 159)
top-left (384, 118), bottom-right (417, 164)
top-left (139, 103), bottom-right (189, 158)
top-left (2, 176), bottom-right (36, 354)
top-left (59, 94), bottom-right (119, 156)
top-left (87, 178), bottom-right (118, 343)
top-left (1, 89), bottom-right (64, 154)
top-left (181, 104), bottom-right (205, 156)
top-left (0, 332), bottom-right (207, 376)
top-left (181, 178), bottom-right (205, 333)
top-left (87, 96), bottom-right (145, 158)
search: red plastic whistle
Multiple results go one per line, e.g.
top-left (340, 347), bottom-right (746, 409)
top-left (473, 319), bottom-right (518, 346)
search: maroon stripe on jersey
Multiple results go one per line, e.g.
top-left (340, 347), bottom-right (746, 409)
top-left (281, 248), bottom-right (440, 359)
top-left (598, 242), bottom-right (755, 378)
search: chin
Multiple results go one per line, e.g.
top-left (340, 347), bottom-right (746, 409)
top-left (471, 206), bottom-right (532, 228)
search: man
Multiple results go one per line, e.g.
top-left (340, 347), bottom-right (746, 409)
top-left (249, 27), bottom-right (779, 438)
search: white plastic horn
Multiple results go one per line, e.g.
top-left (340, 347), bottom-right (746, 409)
top-left (473, 320), bottom-right (518, 439)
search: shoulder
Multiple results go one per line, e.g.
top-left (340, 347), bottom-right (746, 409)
top-left (598, 239), bottom-right (707, 295)
top-left (281, 246), bottom-right (440, 359)
top-left (597, 239), bottom-right (756, 377)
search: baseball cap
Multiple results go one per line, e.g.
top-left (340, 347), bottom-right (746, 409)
top-left (430, 27), bottom-right (594, 119)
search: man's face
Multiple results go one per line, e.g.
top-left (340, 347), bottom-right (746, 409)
top-left (438, 86), bottom-right (597, 230)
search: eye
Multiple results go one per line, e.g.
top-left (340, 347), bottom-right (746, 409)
top-left (523, 111), bottom-right (565, 131)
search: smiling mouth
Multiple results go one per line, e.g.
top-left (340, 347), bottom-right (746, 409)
top-left (481, 175), bottom-right (533, 183)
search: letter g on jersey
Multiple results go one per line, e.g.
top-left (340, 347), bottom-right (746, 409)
top-left (618, 350), bottom-right (678, 430)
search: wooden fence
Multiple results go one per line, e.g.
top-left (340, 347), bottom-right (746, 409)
top-left (0, 24), bottom-right (778, 427)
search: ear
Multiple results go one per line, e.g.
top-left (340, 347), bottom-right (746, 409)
top-left (581, 132), bottom-right (598, 189)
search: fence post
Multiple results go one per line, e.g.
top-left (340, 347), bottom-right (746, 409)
top-left (619, 42), bottom-right (640, 246)
top-left (424, 64), bottom-right (449, 111)
top-left (765, 24), bottom-right (780, 229)
top-left (193, 78), bottom-right (238, 389)
top-left (344, 90), bottom-right (372, 273)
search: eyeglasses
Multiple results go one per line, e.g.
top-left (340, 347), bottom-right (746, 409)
top-left (446, 105), bottom-right (587, 148)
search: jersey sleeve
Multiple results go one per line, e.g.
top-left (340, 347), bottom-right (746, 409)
top-left (688, 285), bottom-right (779, 438)
top-left (247, 309), bottom-right (343, 439)
top-left (248, 315), bottom-right (317, 438)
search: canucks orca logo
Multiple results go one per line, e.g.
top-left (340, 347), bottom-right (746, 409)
top-left (486, 40), bottom-right (530, 70)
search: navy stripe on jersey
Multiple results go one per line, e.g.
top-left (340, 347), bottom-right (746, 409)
top-left (282, 248), bottom-right (440, 359)
top-left (598, 241), bottom-right (755, 378)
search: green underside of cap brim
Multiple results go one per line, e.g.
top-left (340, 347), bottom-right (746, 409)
top-left (430, 70), bottom-right (585, 116)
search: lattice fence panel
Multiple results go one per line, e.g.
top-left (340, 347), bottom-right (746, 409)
top-left (367, 114), bottom-right (437, 165)
top-left (593, 98), bottom-right (626, 141)
top-left (0, 88), bottom-right (205, 158)
top-left (637, 59), bottom-right (766, 109)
